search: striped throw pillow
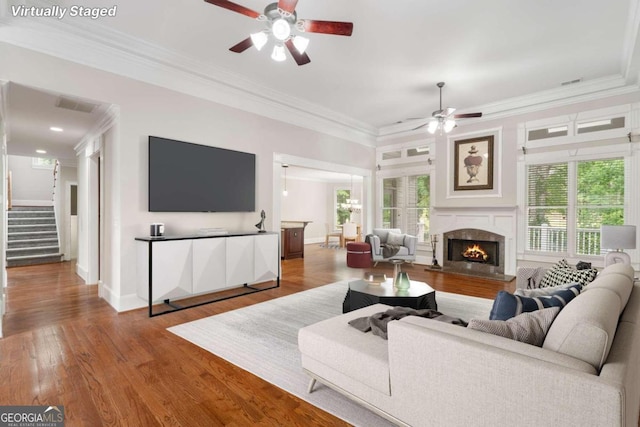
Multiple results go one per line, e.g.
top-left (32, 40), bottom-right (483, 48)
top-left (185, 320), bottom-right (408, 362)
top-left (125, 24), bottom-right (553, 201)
top-left (489, 284), bottom-right (582, 321)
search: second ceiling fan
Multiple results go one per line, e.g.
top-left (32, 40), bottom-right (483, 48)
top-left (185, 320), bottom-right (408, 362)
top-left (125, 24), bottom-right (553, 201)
top-left (205, 0), bottom-right (354, 66)
top-left (413, 82), bottom-right (483, 134)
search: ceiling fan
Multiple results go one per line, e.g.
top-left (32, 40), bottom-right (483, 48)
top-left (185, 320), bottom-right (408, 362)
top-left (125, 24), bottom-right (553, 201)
top-left (410, 82), bottom-right (483, 134)
top-left (204, 0), bottom-right (354, 66)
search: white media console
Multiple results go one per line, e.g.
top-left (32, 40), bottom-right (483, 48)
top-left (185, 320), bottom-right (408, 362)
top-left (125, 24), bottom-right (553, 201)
top-left (136, 231), bottom-right (280, 316)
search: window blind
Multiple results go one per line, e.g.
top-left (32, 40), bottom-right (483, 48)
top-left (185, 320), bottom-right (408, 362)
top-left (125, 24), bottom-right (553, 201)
top-left (526, 163), bottom-right (568, 252)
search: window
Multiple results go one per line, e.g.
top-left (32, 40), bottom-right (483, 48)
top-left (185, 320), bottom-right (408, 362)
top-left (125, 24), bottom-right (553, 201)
top-left (335, 189), bottom-right (351, 226)
top-left (526, 158), bottom-right (624, 256)
top-left (32, 157), bottom-right (56, 169)
top-left (382, 174), bottom-right (430, 243)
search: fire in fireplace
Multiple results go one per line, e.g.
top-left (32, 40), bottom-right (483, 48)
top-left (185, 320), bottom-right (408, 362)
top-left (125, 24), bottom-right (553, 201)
top-left (462, 243), bottom-right (489, 263)
top-left (448, 238), bottom-right (499, 267)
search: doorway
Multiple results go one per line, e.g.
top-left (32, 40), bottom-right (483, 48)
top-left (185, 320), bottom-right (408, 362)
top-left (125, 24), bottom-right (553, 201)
top-left (274, 154), bottom-right (372, 261)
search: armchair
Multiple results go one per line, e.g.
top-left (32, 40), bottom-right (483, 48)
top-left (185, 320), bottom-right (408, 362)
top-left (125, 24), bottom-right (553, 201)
top-left (367, 228), bottom-right (417, 266)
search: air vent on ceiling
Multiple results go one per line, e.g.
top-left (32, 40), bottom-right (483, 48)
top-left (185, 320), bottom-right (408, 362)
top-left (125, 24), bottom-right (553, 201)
top-left (55, 96), bottom-right (98, 113)
top-left (561, 78), bottom-right (583, 86)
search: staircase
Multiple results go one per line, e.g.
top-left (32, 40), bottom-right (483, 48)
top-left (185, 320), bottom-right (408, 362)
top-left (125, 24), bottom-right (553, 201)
top-left (7, 206), bottom-right (64, 267)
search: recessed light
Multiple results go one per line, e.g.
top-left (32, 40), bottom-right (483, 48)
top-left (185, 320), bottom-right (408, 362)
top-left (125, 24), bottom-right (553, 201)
top-left (36, 149), bottom-right (47, 154)
top-left (50, 127), bottom-right (63, 132)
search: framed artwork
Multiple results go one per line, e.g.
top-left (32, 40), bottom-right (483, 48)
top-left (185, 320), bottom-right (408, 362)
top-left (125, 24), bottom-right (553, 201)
top-left (453, 135), bottom-right (494, 191)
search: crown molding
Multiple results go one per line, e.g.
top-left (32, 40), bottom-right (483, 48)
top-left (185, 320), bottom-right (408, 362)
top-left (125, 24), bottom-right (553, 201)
top-left (75, 104), bottom-right (120, 157)
top-left (0, 15), bottom-right (378, 147)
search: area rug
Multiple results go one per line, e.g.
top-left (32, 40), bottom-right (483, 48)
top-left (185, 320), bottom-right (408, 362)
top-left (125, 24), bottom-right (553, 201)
top-left (168, 281), bottom-right (492, 426)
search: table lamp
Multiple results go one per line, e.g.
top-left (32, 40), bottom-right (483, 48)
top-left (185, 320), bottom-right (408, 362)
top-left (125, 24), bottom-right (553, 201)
top-left (601, 225), bottom-right (636, 266)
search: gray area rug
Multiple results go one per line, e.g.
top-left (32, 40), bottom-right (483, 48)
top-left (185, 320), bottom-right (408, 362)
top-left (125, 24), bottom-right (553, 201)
top-left (168, 281), bottom-right (492, 426)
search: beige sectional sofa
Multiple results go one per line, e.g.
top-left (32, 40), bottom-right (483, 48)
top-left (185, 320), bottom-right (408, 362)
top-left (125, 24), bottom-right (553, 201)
top-left (298, 263), bottom-right (639, 426)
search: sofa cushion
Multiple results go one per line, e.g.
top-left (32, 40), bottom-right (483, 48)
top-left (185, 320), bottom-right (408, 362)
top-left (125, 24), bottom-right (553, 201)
top-left (586, 273), bottom-right (633, 313)
top-left (468, 307), bottom-right (560, 346)
top-left (386, 232), bottom-right (405, 246)
top-left (373, 228), bottom-right (401, 243)
top-left (539, 259), bottom-right (598, 288)
top-left (298, 303), bottom-right (392, 395)
top-left (597, 263), bottom-right (635, 278)
top-left (543, 288), bottom-right (621, 371)
top-left (489, 284), bottom-right (582, 321)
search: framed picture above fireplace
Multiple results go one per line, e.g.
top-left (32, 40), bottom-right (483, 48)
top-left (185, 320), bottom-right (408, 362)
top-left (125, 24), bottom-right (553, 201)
top-left (453, 135), bottom-right (494, 191)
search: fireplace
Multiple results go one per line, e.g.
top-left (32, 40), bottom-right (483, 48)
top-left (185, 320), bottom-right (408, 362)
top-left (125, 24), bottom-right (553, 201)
top-left (443, 228), bottom-right (505, 278)
top-left (448, 239), bottom-right (499, 266)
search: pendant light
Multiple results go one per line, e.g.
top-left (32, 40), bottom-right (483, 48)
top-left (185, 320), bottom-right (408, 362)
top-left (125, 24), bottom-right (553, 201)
top-left (282, 164), bottom-right (289, 196)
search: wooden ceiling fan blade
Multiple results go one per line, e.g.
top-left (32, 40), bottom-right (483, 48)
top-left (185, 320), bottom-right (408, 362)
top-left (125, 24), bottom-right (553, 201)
top-left (300, 20), bottom-right (353, 36)
top-left (285, 39), bottom-right (311, 66)
top-left (204, 0), bottom-right (260, 19)
top-left (453, 112), bottom-right (483, 119)
top-left (229, 37), bottom-right (254, 53)
top-left (278, 0), bottom-right (299, 14)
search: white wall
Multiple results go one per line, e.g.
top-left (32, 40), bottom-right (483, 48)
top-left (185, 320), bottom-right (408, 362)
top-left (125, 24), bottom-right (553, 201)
top-left (281, 177), bottom-right (330, 242)
top-left (0, 42), bottom-right (376, 311)
top-left (8, 155), bottom-right (54, 205)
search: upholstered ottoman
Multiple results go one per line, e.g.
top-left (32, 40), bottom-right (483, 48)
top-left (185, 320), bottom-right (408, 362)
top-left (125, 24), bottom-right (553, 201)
top-left (346, 242), bottom-right (372, 268)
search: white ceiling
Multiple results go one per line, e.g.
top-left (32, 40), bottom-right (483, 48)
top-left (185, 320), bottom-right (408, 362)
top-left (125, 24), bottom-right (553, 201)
top-left (2, 0), bottom-right (640, 159)
top-left (5, 83), bottom-right (110, 164)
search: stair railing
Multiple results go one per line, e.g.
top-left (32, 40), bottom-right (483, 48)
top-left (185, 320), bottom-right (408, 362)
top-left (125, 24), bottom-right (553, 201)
top-left (52, 160), bottom-right (59, 202)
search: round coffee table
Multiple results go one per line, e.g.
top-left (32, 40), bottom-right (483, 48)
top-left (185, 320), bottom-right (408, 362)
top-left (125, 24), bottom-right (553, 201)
top-left (343, 278), bottom-right (437, 313)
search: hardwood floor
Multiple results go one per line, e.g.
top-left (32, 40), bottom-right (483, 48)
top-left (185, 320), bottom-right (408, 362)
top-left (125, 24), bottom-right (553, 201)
top-left (0, 245), bottom-right (513, 426)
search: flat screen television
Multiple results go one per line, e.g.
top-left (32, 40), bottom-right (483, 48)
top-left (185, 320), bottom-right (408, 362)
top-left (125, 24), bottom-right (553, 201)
top-left (148, 136), bottom-right (256, 212)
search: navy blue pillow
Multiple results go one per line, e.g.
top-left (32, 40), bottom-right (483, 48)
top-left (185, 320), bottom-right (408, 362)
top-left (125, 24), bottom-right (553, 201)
top-left (489, 284), bottom-right (582, 321)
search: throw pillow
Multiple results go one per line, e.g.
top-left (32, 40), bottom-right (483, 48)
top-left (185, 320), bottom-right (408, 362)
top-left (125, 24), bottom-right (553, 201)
top-left (576, 261), bottom-right (592, 270)
top-left (386, 232), bottom-right (405, 246)
top-left (538, 259), bottom-right (571, 288)
top-left (468, 307), bottom-right (560, 347)
top-left (539, 259), bottom-right (597, 288)
top-left (514, 282), bottom-right (579, 298)
top-left (489, 283), bottom-right (582, 321)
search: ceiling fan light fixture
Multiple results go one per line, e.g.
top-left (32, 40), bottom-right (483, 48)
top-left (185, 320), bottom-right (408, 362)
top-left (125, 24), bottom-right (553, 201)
top-left (272, 18), bottom-right (291, 41)
top-left (292, 35), bottom-right (309, 54)
top-left (271, 44), bottom-right (287, 61)
top-left (444, 118), bottom-right (456, 133)
top-left (250, 31), bottom-right (268, 50)
top-left (427, 120), bottom-right (439, 134)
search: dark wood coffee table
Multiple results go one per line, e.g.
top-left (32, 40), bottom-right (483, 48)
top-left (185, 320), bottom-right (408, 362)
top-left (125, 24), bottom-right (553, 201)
top-left (343, 279), bottom-right (437, 313)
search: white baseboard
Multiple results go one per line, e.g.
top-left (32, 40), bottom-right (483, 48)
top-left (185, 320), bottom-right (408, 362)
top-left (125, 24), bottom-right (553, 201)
top-left (76, 263), bottom-right (88, 282)
top-left (11, 199), bottom-right (53, 207)
top-left (99, 280), bottom-right (146, 312)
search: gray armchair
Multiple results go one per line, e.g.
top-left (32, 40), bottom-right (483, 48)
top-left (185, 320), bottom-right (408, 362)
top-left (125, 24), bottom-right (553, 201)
top-left (367, 228), bottom-right (417, 266)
